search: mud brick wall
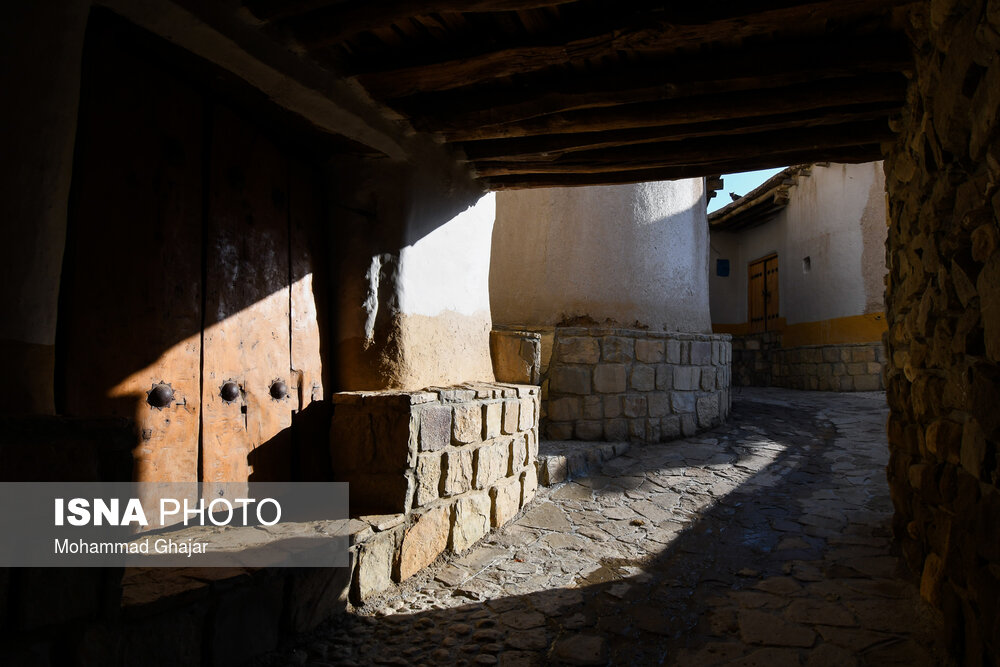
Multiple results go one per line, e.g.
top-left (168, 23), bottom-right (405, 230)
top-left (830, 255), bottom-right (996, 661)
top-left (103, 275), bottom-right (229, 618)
top-left (883, 2), bottom-right (1000, 663)
top-left (330, 383), bottom-right (540, 600)
top-left (544, 327), bottom-right (731, 443)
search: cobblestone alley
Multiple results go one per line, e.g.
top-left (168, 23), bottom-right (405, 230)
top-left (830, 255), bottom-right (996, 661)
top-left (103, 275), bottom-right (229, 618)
top-left (260, 388), bottom-right (947, 666)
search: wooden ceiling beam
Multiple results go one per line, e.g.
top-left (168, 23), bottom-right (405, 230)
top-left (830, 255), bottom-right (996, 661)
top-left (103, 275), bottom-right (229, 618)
top-left (434, 73), bottom-right (906, 141)
top-left (389, 34), bottom-right (913, 124)
top-left (245, 0), bottom-right (575, 25)
top-left (471, 120), bottom-right (892, 176)
top-left (352, 0), bottom-right (917, 98)
top-left (456, 102), bottom-right (899, 161)
top-left (484, 145), bottom-right (881, 189)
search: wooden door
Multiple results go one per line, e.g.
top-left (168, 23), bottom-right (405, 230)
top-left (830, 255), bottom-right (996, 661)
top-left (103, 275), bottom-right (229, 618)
top-left (60, 37), bottom-right (325, 489)
top-left (764, 256), bottom-right (780, 329)
top-left (748, 255), bottom-right (779, 333)
top-left (60, 39), bottom-right (204, 485)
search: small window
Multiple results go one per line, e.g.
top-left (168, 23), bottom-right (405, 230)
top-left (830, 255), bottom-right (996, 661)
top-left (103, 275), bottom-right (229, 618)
top-left (716, 259), bottom-right (730, 277)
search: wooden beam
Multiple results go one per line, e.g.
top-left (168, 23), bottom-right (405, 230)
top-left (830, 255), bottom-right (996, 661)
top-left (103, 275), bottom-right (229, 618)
top-left (245, 0), bottom-right (575, 25)
top-left (352, 0), bottom-right (917, 98)
top-left (484, 145), bottom-right (882, 189)
top-left (435, 74), bottom-right (906, 141)
top-left (389, 34), bottom-right (913, 126)
top-left (471, 121), bottom-right (892, 176)
top-left (455, 102), bottom-right (899, 161)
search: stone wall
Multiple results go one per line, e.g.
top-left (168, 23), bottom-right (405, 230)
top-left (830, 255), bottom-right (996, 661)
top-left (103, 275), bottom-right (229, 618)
top-left (883, 1), bottom-right (1000, 663)
top-left (330, 383), bottom-right (539, 600)
top-left (731, 332), bottom-right (782, 386)
top-left (731, 334), bottom-right (885, 391)
top-left (545, 327), bottom-right (731, 443)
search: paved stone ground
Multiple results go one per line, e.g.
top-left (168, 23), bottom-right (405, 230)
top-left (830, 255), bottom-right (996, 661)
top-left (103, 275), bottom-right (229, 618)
top-left (259, 388), bottom-right (949, 666)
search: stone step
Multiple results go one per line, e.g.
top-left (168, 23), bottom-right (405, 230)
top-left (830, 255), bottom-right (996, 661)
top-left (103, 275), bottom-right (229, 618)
top-left (536, 440), bottom-right (630, 486)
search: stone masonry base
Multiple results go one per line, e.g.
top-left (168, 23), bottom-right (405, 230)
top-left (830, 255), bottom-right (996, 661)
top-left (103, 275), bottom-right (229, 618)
top-left (732, 334), bottom-right (886, 392)
top-left (544, 327), bottom-right (732, 444)
top-left (330, 383), bottom-right (540, 601)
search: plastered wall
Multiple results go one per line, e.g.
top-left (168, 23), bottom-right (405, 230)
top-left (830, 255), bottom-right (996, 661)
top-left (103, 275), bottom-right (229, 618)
top-left (491, 180), bottom-right (712, 333)
top-left (710, 162), bottom-right (888, 332)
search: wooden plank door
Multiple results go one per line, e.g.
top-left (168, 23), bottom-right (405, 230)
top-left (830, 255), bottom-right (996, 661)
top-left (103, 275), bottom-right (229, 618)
top-left (748, 255), bottom-right (779, 333)
top-left (60, 39), bottom-right (204, 486)
top-left (748, 258), bottom-right (767, 333)
top-left (764, 256), bottom-right (780, 329)
top-left (201, 104), bottom-right (294, 493)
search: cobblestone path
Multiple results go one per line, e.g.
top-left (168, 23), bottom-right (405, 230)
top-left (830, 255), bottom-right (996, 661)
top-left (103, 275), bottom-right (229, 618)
top-left (263, 388), bottom-right (947, 666)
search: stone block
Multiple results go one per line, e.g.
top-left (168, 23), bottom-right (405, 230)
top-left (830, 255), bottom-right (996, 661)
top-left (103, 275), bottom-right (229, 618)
top-left (605, 418), bottom-right (628, 441)
top-left (666, 340), bottom-right (682, 364)
top-left (575, 421), bottom-right (603, 440)
top-left (594, 364), bottom-right (627, 393)
top-left (673, 366), bottom-right (699, 391)
top-left (451, 492), bottom-right (491, 552)
top-left (502, 400), bottom-right (520, 435)
top-left (526, 428), bottom-right (539, 463)
top-left (557, 336), bottom-right (600, 364)
top-left (635, 339), bottom-right (665, 363)
top-left (628, 419), bottom-right (645, 440)
top-left (671, 391), bottom-right (695, 414)
top-left (549, 397), bottom-right (581, 422)
top-left (697, 394), bottom-right (721, 428)
top-left (398, 506), bottom-right (451, 581)
top-left (511, 434), bottom-right (528, 471)
top-left (354, 526), bottom-right (398, 599)
top-left (690, 341), bottom-right (712, 365)
top-left (660, 416), bottom-right (681, 440)
top-left (623, 394), bottom-right (647, 418)
top-left (550, 366), bottom-right (592, 395)
top-left (648, 392), bottom-right (670, 418)
top-left (443, 449), bottom-right (474, 496)
top-left (645, 419), bottom-right (661, 443)
top-left (603, 395), bottom-right (622, 418)
top-left (490, 330), bottom-right (541, 384)
top-left (582, 395), bottom-right (603, 420)
top-left (474, 440), bottom-right (510, 490)
top-left (547, 422), bottom-right (574, 440)
top-left (655, 364), bottom-right (673, 390)
top-left (453, 404), bottom-right (482, 444)
top-left (822, 347), bottom-right (840, 362)
top-left (483, 402), bottom-right (502, 439)
top-left (846, 362), bottom-right (867, 376)
top-left (680, 413), bottom-right (697, 437)
top-left (700, 367), bottom-right (716, 391)
top-left (491, 477), bottom-right (522, 528)
top-left (414, 454), bottom-right (442, 507)
top-left (522, 466), bottom-right (538, 506)
top-left (631, 365), bottom-right (656, 391)
top-left (602, 336), bottom-right (634, 362)
top-left (419, 406), bottom-right (452, 452)
top-left (519, 397), bottom-right (536, 431)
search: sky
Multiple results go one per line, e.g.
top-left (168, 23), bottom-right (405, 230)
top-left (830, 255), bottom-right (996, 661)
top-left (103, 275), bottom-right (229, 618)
top-left (707, 167), bottom-right (786, 213)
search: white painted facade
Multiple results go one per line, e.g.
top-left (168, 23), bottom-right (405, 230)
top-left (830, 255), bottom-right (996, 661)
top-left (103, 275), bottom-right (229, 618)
top-left (709, 162), bottom-right (887, 327)
top-left (491, 179), bottom-right (712, 333)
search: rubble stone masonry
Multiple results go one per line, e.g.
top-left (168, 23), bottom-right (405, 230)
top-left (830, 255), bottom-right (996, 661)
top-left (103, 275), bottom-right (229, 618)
top-left (330, 383), bottom-right (539, 601)
top-left (544, 327), bottom-right (731, 443)
top-left (883, 1), bottom-right (1000, 663)
top-left (731, 334), bottom-right (886, 392)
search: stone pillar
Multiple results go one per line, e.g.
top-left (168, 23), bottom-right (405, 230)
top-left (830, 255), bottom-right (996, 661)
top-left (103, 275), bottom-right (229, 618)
top-left (329, 159), bottom-right (496, 391)
top-left (883, 1), bottom-right (1000, 662)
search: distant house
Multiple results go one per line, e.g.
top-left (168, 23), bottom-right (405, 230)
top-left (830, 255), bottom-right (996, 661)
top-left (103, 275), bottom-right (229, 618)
top-left (708, 162), bottom-right (888, 391)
